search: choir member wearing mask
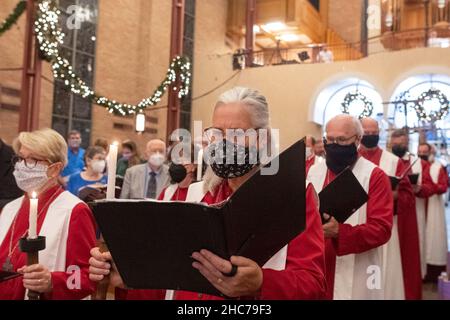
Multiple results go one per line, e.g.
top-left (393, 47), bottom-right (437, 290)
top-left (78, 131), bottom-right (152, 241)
top-left (120, 139), bottom-right (170, 200)
top-left (418, 143), bottom-right (449, 282)
top-left (359, 118), bottom-right (420, 300)
top-left (307, 114), bottom-right (393, 300)
top-left (66, 146), bottom-right (107, 197)
top-left (306, 135), bottom-right (323, 174)
top-left (390, 130), bottom-right (435, 279)
top-left (158, 143), bottom-right (197, 202)
top-left (89, 87), bottom-right (327, 300)
top-left (0, 129), bottom-right (96, 299)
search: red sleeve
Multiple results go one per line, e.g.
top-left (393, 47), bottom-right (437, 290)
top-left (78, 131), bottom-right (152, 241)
top-left (43, 203), bottom-right (97, 300)
top-left (114, 288), bottom-right (165, 300)
top-left (416, 161), bottom-right (435, 198)
top-left (435, 166), bottom-right (449, 195)
top-left (334, 167), bottom-right (393, 255)
top-left (260, 185), bottom-right (327, 300)
top-left (157, 188), bottom-right (167, 201)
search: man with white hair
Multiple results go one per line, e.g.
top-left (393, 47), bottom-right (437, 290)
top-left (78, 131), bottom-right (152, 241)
top-left (120, 139), bottom-right (170, 200)
top-left (359, 117), bottom-right (419, 300)
top-left (308, 114), bottom-right (393, 300)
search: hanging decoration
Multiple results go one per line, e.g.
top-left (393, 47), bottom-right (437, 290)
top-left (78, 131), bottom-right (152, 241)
top-left (0, 1), bottom-right (26, 37)
top-left (414, 88), bottom-right (449, 122)
top-left (341, 91), bottom-right (374, 119)
top-left (35, 0), bottom-right (191, 116)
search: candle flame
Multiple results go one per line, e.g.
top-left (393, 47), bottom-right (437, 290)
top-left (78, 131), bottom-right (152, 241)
top-left (112, 141), bottom-right (119, 147)
top-left (31, 192), bottom-right (37, 199)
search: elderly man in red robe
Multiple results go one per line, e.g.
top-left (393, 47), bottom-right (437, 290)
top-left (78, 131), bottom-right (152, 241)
top-left (89, 87), bottom-right (327, 300)
top-left (308, 114), bottom-right (393, 300)
top-left (390, 130), bottom-right (435, 280)
top-left (359, 118), bottom-right (421, 300)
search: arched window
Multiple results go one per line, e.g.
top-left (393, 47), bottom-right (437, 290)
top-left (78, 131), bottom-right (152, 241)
top-left (388, 74), bottom-right (450, 129)
top-left (313, 78), bottom-right (384, 126)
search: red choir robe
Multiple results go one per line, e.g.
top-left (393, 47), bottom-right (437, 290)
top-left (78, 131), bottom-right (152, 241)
top-left (0, 186), bottom-right (96, 300)
top-left (425, 161), bottom-right (449, 278)
top-left (158, 185), bottom-right (189, 202)
top-left (401, 156), bottom-right (436, 280)
top-left (310, 157), bottom-right (393, 299)
top-left (115, 180), bottom-right (327, 300)
top-left (360, 147), bottom-right (422, 299)
top-left (306, 155), bottom-right (316, 174)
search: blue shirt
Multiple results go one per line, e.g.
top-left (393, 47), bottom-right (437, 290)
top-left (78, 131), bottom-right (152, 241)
top-left (62, 148), bottom-right (86, 177)
top-left (66, 172), bottom-right (108, 197)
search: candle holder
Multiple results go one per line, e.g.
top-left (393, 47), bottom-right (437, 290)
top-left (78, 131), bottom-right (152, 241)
top-left (19, 236), bottom-right (46, 300)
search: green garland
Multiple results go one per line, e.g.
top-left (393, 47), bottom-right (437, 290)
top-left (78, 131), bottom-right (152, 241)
top-left (341, 91), bottom-right (374, 119)
top-left (414, 89), bottom-right (449, 122)
top-left (0, 1), bottom-right (26, 37)
top-left (35, 0), bottom-right (191, 116)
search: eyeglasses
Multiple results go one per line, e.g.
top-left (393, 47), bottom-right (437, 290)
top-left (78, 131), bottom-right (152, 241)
top-left (12, 155), bottom-right (50, 169)
top-left (323, 135), bottom-right (358, 146)
top-left (203, 127), bottom-right (261, 143)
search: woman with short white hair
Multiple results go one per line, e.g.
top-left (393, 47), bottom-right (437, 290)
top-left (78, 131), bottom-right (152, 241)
top-left (89, 87), bottom-right (326, 300)
top-left (0, 128), bottom-right (96, 300)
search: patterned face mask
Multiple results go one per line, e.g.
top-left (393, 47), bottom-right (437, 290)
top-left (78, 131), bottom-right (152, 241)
top-left (207, 139), bottom-right (259, 179)
top-left (13, 161), bottom-right (49, 193)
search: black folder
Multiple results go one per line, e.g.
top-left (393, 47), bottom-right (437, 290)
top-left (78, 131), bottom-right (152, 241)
top-left (90, 139), bottom-right (307, 297)
top-left (0, 271), bottom-right (20, 283)
top-left (318, 168), bottom-right (368, 224)
top-left (389, 176), bottom-right (401, 190)
top-left (408, 173), bottom-right (420, 185)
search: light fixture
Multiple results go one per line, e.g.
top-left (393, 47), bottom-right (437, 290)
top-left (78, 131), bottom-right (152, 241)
top-left (437, 0), bottom-right (447, 9)
top-left (261, 22), bottom-right (287, 33)
top-left (385, 11), bottom-right (393, 28)
top-left (136, 111), bottom-right (146, 133)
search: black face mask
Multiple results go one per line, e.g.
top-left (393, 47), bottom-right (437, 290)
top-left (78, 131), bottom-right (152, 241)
top-left (419, 155), bottom-right (429, 162)
top-left (392, 145), bottom-right (408, 158)
top-left (169, 163), bottom-right (187, 184)
top-left (325, 143), bottom-right (358, 174)
top-left (361, 135), bottom-right (380, 149)
top-left (207, 139), bottom-right (258, 179)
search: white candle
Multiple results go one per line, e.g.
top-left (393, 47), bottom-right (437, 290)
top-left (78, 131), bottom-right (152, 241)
top-left (197, 148), bottom-right (204, 182)
top-left (107, 142), bottom-right (119, 199)
top-left (29, 192), bottom-right (38, 239)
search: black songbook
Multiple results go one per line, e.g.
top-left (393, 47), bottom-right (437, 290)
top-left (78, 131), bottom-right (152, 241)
top-left (389, 176), bottom-right (401, 190)
top-left (319, 168), bottom-right (368, 224)
top-left (0, 271), bottom-right (20, 283)
top-left (408, 173), bottom-right (420, 185)
top-left (90, 139), bottom-right (307, 297)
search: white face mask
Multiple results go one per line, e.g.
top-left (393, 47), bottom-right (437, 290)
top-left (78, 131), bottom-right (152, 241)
top-left (306, 147), bottom-right (312, 158)
top-left (149, 153), bottom-right (165, 168)
top-left (91, 160), bottom-right (106, 174)
top-left (13, 161), bottom-right (49, 193)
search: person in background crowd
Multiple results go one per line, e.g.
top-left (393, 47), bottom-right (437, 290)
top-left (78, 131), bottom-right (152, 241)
top-left (306, 135), bottom-right (324, 174)
top-left (390, 130), bottom-right (435, 279)
top-left (66, 146), bottom-right (107, 197)
top-left (120, 139), bottom-right (170, 200)
top-left (94, 138), bottom-right (110, 154)
top-left (0, 128), bottom-right (96, 299)
top-left (116, 140), bottom-right (143, 177)
top-left (317, 45), bottom-right (334, 63)
top-left (418, 143), bottom-right (449, 282)
top-left (313, 138), bottom-right (326, 158)
top-left (0, 139), bottom-right (23, 210)
top-left (60, 130), bottom-right (85, 186)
